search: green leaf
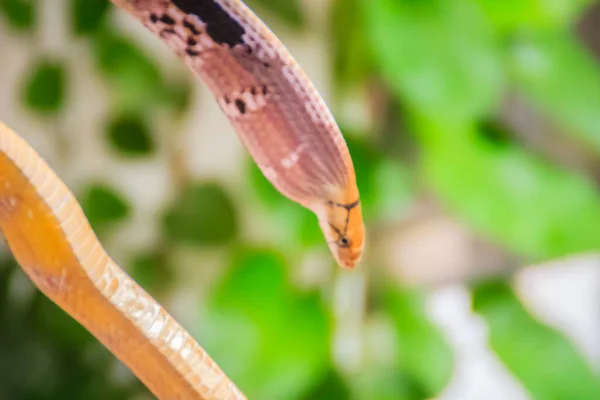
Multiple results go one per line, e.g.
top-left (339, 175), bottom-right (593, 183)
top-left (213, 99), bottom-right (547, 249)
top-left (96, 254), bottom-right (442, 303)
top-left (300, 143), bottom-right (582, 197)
top-left (162, 182), bottom-right (238, 246)
top-left (79, 183), bottom-right (131, 230)
top-left (365, 0), bottom-right (503, 120)
top-left (300, 369), bottom-right (351, 400)
top-left (510, 32), bottom-right (600, 153)
top-left (246, 0), bottom-right (304, 29)
top-left (106, 113), bottom-right (155, 157)
top-left (91, 29), bottom-right (164, 111)
top-left (351, 367), bottom-right (425, 400)
top-left (0, 0), bottom-right (35, 31)
top-left (475, 0), bottom-right (592, 31)
top-left (129, 251), bottom-right (172, 293)
top-left (70, 0), bottom-right (111, 36)
top-left (198, 248), bottom-right (331, 400)
top-left (419, 119), bottom-right (600, 259)
top-left (330, 0), bottom-right (373, 91)
top-left (21, 60), bottom-right (66, 115)
top-left (384, 286), bottom-right (454, 397)
top-left (472, 280), bottom-right (600, 400)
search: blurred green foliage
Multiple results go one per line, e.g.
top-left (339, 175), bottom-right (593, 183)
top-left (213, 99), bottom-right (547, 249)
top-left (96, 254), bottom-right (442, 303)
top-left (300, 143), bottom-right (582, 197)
top-left (70, 0), bottom-right (111, 36)
top-left (80, 182), bottom-right (131, 232)
top-left (21, 59), bottom-right (67, 115)
top-left (199, 249), bottom-right (331, 400)
top-left (107, 113), bottom-right (155, 157)
top-left (0, 259), bottom-right (149, 399)
top-left (384, 288), bottom-right (454, 396)
top-left (473, 280), bottom-right (600, 399)
top-left (246, 0), bottom-right (304, 29)
top-left (0, 0), bottom-right (36, 31)
top-left (420, 120), bottom-right (600, 258)
top-left (0, 0), bottom-right (599, 399)
top-left (162, 182), bottom-right (239, 246)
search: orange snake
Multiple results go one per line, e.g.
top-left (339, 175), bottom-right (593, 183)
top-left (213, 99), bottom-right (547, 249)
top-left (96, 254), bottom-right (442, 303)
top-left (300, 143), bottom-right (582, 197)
top-left (0, 1), bottom-right (364, 399)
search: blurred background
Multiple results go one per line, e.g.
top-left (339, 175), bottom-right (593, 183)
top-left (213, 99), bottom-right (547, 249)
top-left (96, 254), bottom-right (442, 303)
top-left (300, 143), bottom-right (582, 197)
top-left (0, 0), bottom-right (599, 399)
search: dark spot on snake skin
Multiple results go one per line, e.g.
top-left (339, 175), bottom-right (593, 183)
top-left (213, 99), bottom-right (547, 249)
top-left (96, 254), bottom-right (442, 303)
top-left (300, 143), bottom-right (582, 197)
top-left (150, 13), bottom-right (159, 23)
top-left (234, 99), bottom-right (247, 114)
top-left (261, 84), bottom-right (268, 95)
top-left (162, 28), bottom-right (177, 36)
top-left (250, 86), bottom-right (257, 95)
top-left (183, 19), bottom-right (201, 35)
top-left (172, 0), bottom-right (245, 47)
top-left (187, 37), bottom-right (197, 46)
top-left (186, 48), bottom-right (200, 57)
top-left (159, 14), bottom-right (176, 25)
top-left (241, 45), bottom-right (253, 56)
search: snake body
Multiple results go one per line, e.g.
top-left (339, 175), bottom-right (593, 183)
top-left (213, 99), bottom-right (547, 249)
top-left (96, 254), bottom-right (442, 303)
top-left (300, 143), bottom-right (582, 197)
top-left (112, 0), bottom-right (365, 268)
top-left (0, 123), bottom-right (245, 398)
top-left (0, 1), bottom-right (364, 399)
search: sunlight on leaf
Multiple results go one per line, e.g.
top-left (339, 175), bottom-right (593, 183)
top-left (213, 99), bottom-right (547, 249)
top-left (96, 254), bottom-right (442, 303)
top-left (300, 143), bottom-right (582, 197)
top-left (419, 119), bottom-right (600, 259)
top-left (365, 0), bottom-right (503, 121)
top-left (510, 32), bottom-right (600, 153)
top-left (476, 0), bottom-right (593, 31)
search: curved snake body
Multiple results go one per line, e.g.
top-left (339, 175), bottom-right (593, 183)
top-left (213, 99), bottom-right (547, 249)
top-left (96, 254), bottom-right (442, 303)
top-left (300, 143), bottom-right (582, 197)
top-left (114, 0), bottom-right (365, 268)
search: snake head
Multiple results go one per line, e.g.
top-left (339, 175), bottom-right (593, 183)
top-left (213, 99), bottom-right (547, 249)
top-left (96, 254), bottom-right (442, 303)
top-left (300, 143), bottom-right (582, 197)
top-left (317, 199), bottom-right (365, 269)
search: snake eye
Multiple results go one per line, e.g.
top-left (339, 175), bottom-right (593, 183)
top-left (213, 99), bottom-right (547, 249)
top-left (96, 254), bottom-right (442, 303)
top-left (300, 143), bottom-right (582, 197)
top-left (338, 236), bottom-right (351, 248)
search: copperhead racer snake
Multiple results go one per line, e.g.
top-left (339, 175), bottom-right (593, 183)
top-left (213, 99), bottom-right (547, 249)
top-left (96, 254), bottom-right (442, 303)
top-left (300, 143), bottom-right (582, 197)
top-left (0, 0), bottom-right (364, 398)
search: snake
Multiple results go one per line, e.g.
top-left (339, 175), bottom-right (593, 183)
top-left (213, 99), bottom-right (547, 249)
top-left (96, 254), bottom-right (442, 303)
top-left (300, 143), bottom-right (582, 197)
top-left (0, 0), bottom-right (364, 399)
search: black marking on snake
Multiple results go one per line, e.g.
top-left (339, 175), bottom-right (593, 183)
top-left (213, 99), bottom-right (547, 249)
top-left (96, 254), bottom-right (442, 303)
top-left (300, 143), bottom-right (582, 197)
top-left (186, 48), bottom-right (200, 57)
top-left (235, 99), bottom-right (247, 114)
top-left (327, 199), bottom-right (359, 237)
top-left (161, 28), bottom-right (177, 37)
top-left (328, 223), bottom-right (350, 248)
top-left (172, 0), bottom-right (245, 47)
top-left (187, 37), bottom-right (197, 46)
top-left (183, 19), bottom-right (201, 35)
top-left (159, 14), bottom-right (176, 25)
top-left (327, 199), bottom-right (359, 211)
